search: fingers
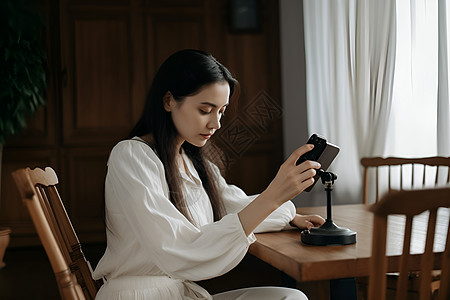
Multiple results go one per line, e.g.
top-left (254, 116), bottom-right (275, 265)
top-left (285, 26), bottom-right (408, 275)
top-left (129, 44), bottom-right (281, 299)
top-left (286, 145), bottom-right (321, 170)
top-left (287, 166), bottom-right (318, 194)
top-left (298, 176), bottom-right (315, 192)
top-left (292, 214), bottom-right (326, 230)
top-left (298, 162), bottom-right (320, 176)
top-left (286, 144), bottom-right (314, 165)
top-left (270, 144), bottom-right (322, 202)
top-left (308, 215), bottom-right (325, 226)
top-left (301, 219), bottom-right (315, 230)
top-left (303, 220), bottom-right (313, 230)
top-left (295, 163), bottom-right (320, 193)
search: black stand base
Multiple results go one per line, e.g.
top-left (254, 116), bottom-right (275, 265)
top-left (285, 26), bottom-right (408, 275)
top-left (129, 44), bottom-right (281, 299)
top-left (301, 219), bottom-right (357, 246)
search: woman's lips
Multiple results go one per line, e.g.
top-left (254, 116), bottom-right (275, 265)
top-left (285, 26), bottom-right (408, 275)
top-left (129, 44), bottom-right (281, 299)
top-left (200, 134), bottom-right (212, 139)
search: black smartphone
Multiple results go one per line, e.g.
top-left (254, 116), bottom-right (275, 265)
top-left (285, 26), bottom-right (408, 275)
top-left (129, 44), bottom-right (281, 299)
top-left (296, 134), bottom-right (340, 192)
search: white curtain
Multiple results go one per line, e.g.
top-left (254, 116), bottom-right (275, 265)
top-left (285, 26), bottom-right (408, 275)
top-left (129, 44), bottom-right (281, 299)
top-left (303, 0), bottom-right (396, 204)
top-left (384, 0), bottom-right (450, 159)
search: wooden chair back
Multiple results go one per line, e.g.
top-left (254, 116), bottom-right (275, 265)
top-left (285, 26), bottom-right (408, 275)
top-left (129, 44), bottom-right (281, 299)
top-left (11, 167), bottom-right (102, 300)
top-left (368, 187), bottom-right (450, 300)
top-left (360, 156), bottom-right (450, 204)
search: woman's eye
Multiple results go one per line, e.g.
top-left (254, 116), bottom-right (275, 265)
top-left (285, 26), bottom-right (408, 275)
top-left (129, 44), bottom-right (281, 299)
top-left (200, 109), bottom-right (211, 114)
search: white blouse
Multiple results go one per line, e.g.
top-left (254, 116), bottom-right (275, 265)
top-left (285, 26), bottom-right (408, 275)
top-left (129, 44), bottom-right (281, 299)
top-left (93, 138), bottom-right (296, 299)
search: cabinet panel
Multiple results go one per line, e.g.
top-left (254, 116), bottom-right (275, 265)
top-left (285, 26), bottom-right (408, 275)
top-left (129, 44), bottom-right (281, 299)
top-left (61, 12), bottom-right (134, 145)
top-left (63, 147), bottom-right (109, 243)
top-left (227, 151), bottom-right (272, 195)
top-left (5, 106), bottom-right (51, 147)
top-left (74, 18), bottom-right (131, 129)
top-left (145, 16), bottom-right (204, 83)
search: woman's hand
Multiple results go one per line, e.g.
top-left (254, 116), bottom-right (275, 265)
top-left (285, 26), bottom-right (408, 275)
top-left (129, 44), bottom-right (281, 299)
top-left (290, 213), bottom-right (325, 230)
top-left (264, 144), bottom-right (321, 205)
top-left (238, 144), bottom-right (321, 236)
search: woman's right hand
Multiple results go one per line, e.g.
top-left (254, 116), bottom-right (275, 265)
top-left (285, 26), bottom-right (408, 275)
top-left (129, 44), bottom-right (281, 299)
top-left (264, 144), bottom-right (321, 205)
top-left (237, 144), bottom-right (321, 236)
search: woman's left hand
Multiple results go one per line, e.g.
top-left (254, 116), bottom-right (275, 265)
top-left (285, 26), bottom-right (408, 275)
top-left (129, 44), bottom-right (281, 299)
top-left (290, 214), bottom-right (325, 230)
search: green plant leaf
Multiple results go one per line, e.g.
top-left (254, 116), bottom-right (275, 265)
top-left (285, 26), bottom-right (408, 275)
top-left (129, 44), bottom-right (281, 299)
top-left (0, 0), bottom-right (47, 144)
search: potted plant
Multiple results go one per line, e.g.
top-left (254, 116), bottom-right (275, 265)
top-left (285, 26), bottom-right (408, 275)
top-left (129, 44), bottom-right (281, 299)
top-left (0, 0), bottom-right (47, 192)
top-left (0, 0), bottom-right (47, 258)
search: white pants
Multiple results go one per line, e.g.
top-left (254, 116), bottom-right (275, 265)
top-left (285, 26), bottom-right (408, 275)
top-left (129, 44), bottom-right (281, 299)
top-left (213, 286), bottom-right (308, 300)
top-left (95, 275), bottom-right (308, 300)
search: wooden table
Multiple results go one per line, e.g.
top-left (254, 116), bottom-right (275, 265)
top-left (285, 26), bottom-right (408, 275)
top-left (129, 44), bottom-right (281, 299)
top-left (248, 204), bottom-right (449, 299)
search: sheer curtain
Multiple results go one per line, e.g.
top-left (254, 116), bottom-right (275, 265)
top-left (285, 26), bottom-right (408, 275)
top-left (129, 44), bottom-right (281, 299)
top-left (303, 0), bottom-right (396, 203)
top-left (384, 0), bottom-right (450, 158)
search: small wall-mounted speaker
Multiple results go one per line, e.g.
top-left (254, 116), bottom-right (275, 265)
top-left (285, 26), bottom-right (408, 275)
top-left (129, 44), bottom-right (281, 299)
top-left (229, 0), bottom-right (261, 33)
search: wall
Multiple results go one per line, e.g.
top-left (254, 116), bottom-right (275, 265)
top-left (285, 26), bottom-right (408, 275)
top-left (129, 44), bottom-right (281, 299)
top-left (280, 0), bottom-right (323, 207)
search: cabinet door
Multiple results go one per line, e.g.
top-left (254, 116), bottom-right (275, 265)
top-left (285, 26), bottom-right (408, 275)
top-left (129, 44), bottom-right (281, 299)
top-left (60, 4), bottom-right (135, 145)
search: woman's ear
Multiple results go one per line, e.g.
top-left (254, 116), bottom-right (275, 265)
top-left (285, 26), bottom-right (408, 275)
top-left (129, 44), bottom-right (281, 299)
top-left (163, 91), bottom-right (174, 112)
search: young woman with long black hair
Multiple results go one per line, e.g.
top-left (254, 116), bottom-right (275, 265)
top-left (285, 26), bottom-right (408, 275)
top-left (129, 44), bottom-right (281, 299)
top-left (93, 49), bottom-right (324, 299)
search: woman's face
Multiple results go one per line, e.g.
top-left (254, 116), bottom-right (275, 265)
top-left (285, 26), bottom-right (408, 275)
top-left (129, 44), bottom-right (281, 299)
top-left (165, 81), bottom-right (230, 149)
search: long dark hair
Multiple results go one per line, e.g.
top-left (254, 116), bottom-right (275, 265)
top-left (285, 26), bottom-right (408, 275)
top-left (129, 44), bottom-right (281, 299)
top-left (128, 49), bottom-right (237, 222)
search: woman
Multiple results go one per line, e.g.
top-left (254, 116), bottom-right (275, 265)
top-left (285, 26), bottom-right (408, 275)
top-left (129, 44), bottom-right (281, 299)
top-left (93, 49), bottom-right (324, 299)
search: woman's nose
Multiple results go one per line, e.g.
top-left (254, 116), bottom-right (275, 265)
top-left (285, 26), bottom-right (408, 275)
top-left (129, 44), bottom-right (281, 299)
top-left (208, 114), bottom-right (221, 130)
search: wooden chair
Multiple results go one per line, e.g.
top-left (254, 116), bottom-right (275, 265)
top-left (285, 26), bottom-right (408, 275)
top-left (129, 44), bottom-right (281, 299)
top-left (361, 157), bottom-right (450, 205)
top-left (11, 167), bottom-right (102, 300)
top-left (361, 157), bottom-right (450, 298)
top-left (368, 187), bottom-right (450, 300)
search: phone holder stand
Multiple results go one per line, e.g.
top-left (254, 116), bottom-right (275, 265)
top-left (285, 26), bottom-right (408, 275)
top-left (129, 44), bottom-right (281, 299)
top-left (301, 170), bottom-right (357, 246)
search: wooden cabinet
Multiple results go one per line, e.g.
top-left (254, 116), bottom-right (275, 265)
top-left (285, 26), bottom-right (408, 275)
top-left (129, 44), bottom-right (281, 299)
top-left (0, 0), bottom-right (284, 246)
top-left (59, 2), bottom-right (136, 145)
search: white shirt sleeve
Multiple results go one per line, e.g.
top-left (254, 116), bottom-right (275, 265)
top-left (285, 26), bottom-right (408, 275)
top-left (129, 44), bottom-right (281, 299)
top-left (208, 162), bottom-right (296, 233)
top-left (103, 141), bottom-right (255, 281)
